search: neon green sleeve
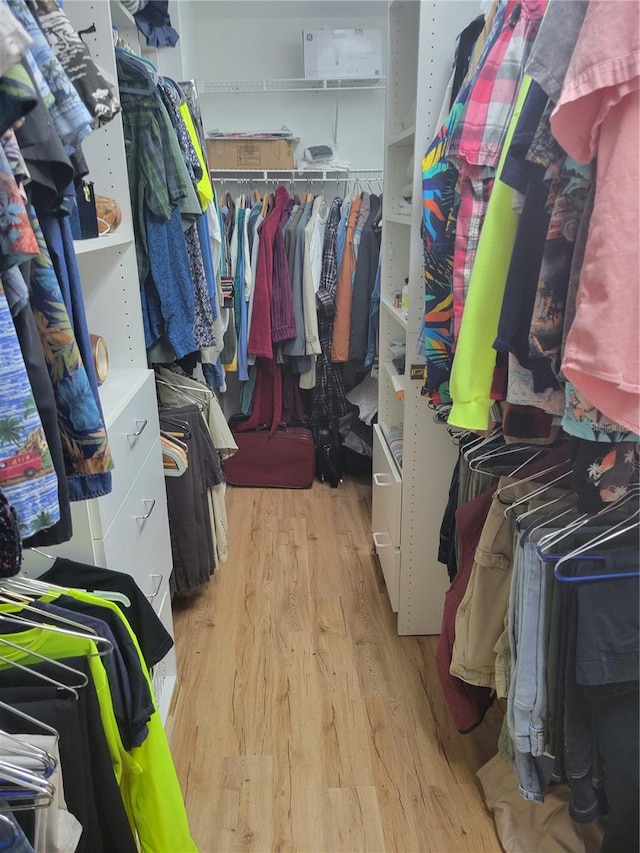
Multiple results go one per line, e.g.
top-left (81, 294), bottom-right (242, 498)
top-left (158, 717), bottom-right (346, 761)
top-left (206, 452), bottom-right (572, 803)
top-left (448, 77), bottom-right (533, 431)
top-left (61, 590), bottom-right (197, 853)
top-left (0, 617), bottom-right (140, 792)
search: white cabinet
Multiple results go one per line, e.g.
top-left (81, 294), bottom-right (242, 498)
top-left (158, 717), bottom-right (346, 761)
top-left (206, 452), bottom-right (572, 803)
top-left (22, 0), bottom-right (177, 722)
top-left (373, 1), bottom-right (477, 635)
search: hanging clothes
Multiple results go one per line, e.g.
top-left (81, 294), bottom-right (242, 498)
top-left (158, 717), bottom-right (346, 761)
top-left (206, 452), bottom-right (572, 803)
top-left (331, 194), bottom-right (361, 363)
top-left (29, 0), bottom-right (120, 128)
top-left (0, 283), bottom-right (59, 538)
top-left (549, 0), bottom-right (640, 435)
top-left (28, 209), bottom-right (114, 497)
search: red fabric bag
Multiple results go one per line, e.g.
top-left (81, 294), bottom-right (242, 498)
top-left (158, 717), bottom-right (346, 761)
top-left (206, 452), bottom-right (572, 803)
top-left (224, 426), bottom-right (315, 489)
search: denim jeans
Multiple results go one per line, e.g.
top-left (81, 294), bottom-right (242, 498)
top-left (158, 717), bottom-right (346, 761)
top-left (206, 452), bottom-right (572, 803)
top-left (507, 537), bottom-right (553, 758)
top-left (451, 478), bottom-right (571, 689)
top-left (508, 528), bottom-right (637, 809)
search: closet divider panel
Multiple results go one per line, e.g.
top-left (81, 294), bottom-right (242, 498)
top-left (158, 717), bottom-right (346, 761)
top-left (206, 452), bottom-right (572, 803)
top-left (376, 0), bottom-right (479, 635)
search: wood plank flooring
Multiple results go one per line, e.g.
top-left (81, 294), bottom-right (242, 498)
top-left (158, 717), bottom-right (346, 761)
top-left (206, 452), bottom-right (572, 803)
top-left (169, 477), bottom-right (503, 853)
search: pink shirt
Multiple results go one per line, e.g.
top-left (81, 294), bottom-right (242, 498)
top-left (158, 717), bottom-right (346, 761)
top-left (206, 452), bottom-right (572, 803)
top-left (551, 0), bottom-right (640, 434)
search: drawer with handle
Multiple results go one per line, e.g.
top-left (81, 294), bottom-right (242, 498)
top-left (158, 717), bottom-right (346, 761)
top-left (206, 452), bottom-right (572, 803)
top-left (98, 439), bottom-right (170, 580)
top-left (372, 530), bottom-right (400, 612)
top-left (89, 371), bottom-right (159, 539)
top-left (372, 424), bottom-right (402, 548)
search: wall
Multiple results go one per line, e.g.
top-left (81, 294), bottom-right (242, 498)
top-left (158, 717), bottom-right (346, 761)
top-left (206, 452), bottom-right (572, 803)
top-left (176, 0), bottom-right (388, 171)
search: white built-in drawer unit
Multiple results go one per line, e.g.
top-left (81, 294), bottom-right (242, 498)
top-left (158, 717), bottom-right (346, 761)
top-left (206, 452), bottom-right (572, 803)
top-left (151, 585), bottom-right (178, 725)
top-left (372, 424), bottom-right (402, 611)
top-left (95, 438), bottom-right (170, 580)
top-left (89, 370), bottom-right (159, 538)
top-left (372, 424), bottom-right (402, 545)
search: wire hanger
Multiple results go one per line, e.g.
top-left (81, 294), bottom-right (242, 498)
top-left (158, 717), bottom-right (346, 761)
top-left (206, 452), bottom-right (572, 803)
top-left (552, 510), bottom-right (640, 583)
top-left (503, 468), bottom-right (572, 518)
top-left (536, 485), bottom-right (640, 554)
top-left (0, 613), bottom-right (113, 658)
top-left (0, 812), bottom-right (20, 848)
top-left (0, 759), bottom-right (55, 812)
top-left (0, 640), bottom-right (85, 698)
top-left (5, 575), bottom-right (131, 610)
top-left (0, 730), bottom-right (56, 780)
top-left (495, 458), bottom-right (572, 501)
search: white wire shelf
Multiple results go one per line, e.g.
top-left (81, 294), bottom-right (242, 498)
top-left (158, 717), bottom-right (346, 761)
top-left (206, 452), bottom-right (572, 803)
top-left (201, 77), bottom-right (386, 95)
top-left (210, 168), bottom-right (383, 182)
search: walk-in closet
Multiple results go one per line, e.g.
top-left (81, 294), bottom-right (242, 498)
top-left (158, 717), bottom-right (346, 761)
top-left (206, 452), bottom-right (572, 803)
top-left (0, 0), bottom-right (637, 850)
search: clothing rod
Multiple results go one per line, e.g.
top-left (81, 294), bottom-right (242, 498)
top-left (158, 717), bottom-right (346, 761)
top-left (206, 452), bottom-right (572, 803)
top-left (211, 177), bottom-right (382, 184)
top-left (209, 169), bottom-right (382, 175)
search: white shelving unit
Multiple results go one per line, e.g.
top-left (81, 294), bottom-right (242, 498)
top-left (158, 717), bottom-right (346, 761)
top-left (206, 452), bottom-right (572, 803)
top-left (373, 0), bottom-right (477, 635)
top-left (22, 0), bottom-right (178, 722)
top-left (73, 231), bottom-right (134, 255)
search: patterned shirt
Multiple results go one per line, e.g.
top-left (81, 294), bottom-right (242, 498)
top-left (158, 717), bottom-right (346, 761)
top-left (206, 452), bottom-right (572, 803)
top-left (7, 0), bottom-right (93, 154)
top-left (448, 0), bottom-right (546, 172)
top-left (313, 198), bottom-right (349, 425)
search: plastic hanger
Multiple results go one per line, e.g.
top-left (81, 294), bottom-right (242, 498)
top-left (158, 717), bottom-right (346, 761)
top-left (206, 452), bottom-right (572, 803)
top-left (160, 430), bottom-right (188, 451)
top-left (161, 437), bottom-right (188, 477)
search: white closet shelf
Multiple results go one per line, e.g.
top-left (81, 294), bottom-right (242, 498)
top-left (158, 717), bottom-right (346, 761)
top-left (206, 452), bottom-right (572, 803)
top-left (110, 0), bottom-right (135, 27)
top-left (383, 362), bottom-right (406, 400)
top-left (201, 77), bottom-right (386, 95)
top-left (381, 297), bottom-right (408, 330)
top-left (74, 231), bottom-right (134, 255)
top-left (388, 126), bottom-right (415, 148)
top-left (98, 367), bottom-right (152, 427)
top-left (385, 212), bottom-right (413, 226)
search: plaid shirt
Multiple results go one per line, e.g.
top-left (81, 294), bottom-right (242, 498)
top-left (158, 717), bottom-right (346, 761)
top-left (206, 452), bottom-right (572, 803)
top-left (449, 0), bottom-right (546, 171)
top-left (448, 0), bottom-right (545, 338)
top-left (313, 197), bottom-right (349, 425)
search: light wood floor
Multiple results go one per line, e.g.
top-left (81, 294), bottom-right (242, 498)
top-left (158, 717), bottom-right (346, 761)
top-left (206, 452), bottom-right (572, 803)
top-left (169, 477), bottom-right (503, 853)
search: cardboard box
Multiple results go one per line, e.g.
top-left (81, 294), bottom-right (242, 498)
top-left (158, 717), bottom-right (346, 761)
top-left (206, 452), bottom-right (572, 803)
top-left (303, 28), bottom-right (383, 80)
top-left (206, 137), bottom-right (295, 171)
